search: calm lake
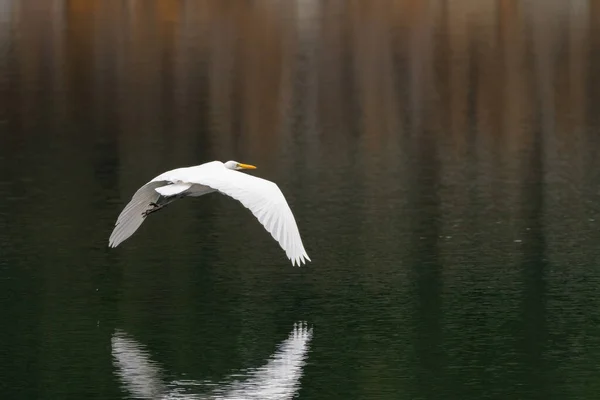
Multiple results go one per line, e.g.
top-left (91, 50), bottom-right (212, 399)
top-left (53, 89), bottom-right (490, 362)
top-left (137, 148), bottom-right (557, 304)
top-left (2, 1), bottom-right (600, 399)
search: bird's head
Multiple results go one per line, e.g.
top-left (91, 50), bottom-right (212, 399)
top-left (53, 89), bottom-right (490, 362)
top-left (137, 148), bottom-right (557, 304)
top-left (224, 160), bottom-right (257, 171)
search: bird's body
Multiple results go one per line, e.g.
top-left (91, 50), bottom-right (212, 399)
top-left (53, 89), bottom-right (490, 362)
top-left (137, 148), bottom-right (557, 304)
top-left (109, 161), bottom-right (311, 266)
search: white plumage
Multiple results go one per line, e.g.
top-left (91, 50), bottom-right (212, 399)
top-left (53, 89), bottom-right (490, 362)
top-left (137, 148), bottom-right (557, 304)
top-left (112, 322), bottom-right (313, 399)
top-left (109, 160), bottom-right (311, 266)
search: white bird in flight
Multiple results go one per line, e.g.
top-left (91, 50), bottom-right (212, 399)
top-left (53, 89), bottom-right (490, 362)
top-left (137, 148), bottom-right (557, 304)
top-left (109, 160), bottom-right (311, 266)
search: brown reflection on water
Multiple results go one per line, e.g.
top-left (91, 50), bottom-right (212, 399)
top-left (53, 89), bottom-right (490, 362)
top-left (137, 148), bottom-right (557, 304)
top-left (4, 2), bottom-right (595, 148)
top-left (2, 5), bottom-right (599, 247)
top-left (2, 0), bottom-right (600, 285)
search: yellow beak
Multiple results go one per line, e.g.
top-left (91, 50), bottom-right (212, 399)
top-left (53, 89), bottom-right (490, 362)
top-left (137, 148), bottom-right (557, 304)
top-left (237, 163), bottom-right (257, 170)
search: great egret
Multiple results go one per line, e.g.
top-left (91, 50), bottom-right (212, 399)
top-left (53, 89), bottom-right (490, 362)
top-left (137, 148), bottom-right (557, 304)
top-left (108, 160), bottom-right (311, 266)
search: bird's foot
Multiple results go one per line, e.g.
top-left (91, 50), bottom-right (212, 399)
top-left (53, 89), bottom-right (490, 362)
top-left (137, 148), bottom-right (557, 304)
top-left (142, 202), bottom-right (163, 217)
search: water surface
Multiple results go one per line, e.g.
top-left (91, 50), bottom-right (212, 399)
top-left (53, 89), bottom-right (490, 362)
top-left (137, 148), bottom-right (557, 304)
top-left (2, 1), bottom-right (600, 399)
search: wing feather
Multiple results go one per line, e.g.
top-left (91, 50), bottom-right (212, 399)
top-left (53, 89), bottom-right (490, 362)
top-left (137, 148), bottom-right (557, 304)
top-left (155, 183), bottom-right (191, 197)
top-left (189, 166), bottom-right (311, 266)
top-left (108, 181), bottom-right (167, 248)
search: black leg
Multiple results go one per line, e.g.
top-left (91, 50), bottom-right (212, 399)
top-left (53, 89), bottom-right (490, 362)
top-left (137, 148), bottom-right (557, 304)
top-left (142, 202), bottom-right (165, 217)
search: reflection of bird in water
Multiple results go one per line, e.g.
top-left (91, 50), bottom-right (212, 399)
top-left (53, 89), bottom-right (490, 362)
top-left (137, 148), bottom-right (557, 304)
top-left (111, 322), bottom-right (313, 400)
top-left (108, 160), bottom-right (311, 266)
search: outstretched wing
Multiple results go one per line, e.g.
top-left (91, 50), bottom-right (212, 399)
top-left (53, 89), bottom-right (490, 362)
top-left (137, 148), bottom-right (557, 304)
top-left (108, 181), bottom-right (167, 248)
top-left (190, 166), bottom-right (311, 266)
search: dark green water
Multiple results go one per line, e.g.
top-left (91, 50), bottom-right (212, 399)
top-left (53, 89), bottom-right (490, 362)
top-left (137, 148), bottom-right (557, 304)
top-left (2, 1), bottom-right (600, 399)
